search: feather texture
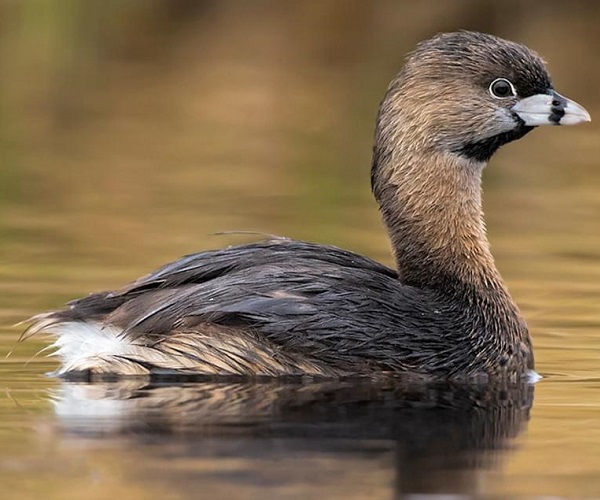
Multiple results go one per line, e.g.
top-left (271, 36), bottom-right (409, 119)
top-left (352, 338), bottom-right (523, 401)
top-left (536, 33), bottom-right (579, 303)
top-left (23, 31), bottom-right (583, 380)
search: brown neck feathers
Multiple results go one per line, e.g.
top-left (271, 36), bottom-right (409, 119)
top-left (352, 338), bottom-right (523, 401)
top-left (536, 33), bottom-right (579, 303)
top-left (372, 140), bottom-right (505, 296)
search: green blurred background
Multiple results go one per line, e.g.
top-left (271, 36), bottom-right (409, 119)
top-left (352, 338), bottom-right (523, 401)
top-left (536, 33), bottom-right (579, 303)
top-left (1, 1), bottom-right (600, 498)
top-left (1, 0), bottom-right (598, 266)
top-left (2, 0), bottom-right (598, 358)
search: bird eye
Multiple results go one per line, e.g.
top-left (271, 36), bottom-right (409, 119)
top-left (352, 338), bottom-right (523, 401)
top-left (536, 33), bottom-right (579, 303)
top-left (489, 78), bottom-right (516, 99)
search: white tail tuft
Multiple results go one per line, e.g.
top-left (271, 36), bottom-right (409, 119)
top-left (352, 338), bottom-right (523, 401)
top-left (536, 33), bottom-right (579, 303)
top-left (44, 322), bottom-right (130, 374)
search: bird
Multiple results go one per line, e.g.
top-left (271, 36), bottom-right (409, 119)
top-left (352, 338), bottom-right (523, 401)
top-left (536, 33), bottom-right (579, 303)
top-left (24, 31), bottom-right (591, 381)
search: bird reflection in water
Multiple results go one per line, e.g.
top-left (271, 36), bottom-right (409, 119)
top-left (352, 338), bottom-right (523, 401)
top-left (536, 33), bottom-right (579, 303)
top-left (49, 378), bottom-right (534, 496)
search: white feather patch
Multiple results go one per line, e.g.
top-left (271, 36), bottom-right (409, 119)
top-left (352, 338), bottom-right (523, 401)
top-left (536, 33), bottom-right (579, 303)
top-left (44, 321), bottom-right (130, 374)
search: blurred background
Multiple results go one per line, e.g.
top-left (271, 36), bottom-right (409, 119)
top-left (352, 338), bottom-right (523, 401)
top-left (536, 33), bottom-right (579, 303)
top-left (0, 0), bottom-right (600, 386)
top-left (2, 0), bottom-right (599, 361)
top-left (1, 1), bottom-right (600, 498)
top-left (0, 0), bottom-right (597, 267)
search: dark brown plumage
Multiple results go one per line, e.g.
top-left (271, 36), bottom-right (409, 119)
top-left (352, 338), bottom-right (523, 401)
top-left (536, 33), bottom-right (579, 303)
top-left (24, 31), bottom-right (590, 380)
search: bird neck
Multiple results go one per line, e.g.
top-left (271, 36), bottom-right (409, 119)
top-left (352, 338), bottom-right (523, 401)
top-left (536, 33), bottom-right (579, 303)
top-left (372, 145), bottom-right (507, 297)
top-left (371, 142), bottom-right (532, 370)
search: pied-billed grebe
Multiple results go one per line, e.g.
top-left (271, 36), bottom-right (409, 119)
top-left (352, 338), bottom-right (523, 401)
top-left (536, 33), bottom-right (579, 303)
top-left (25, 31), bottom-right (590, 380)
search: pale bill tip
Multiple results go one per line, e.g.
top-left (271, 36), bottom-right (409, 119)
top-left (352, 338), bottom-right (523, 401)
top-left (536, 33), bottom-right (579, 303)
top-left (563, 100), bottom-right (591, 125)
top-left (512, 93), bottom-right (591, 126)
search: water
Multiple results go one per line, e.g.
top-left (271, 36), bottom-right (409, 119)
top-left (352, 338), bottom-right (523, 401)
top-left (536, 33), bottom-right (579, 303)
top-left (1, 1), bottom-right (600, 498)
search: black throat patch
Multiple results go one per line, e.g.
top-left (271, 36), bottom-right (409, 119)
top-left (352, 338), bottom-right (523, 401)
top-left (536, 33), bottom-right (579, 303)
top-left (453, 122), bottom-right (534, 163)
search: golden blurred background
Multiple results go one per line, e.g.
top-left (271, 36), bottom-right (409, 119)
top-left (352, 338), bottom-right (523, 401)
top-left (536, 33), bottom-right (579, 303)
top-left (0, 0), bottom-right (597, 263)
top-left (2, 0), bottom-right (599, 366)
top-left (0, 1), bottom-right (599, 498)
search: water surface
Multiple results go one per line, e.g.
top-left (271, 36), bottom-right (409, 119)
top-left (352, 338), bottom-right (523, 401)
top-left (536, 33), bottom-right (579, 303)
top-left (1, 1), bottom-right (600, 498)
